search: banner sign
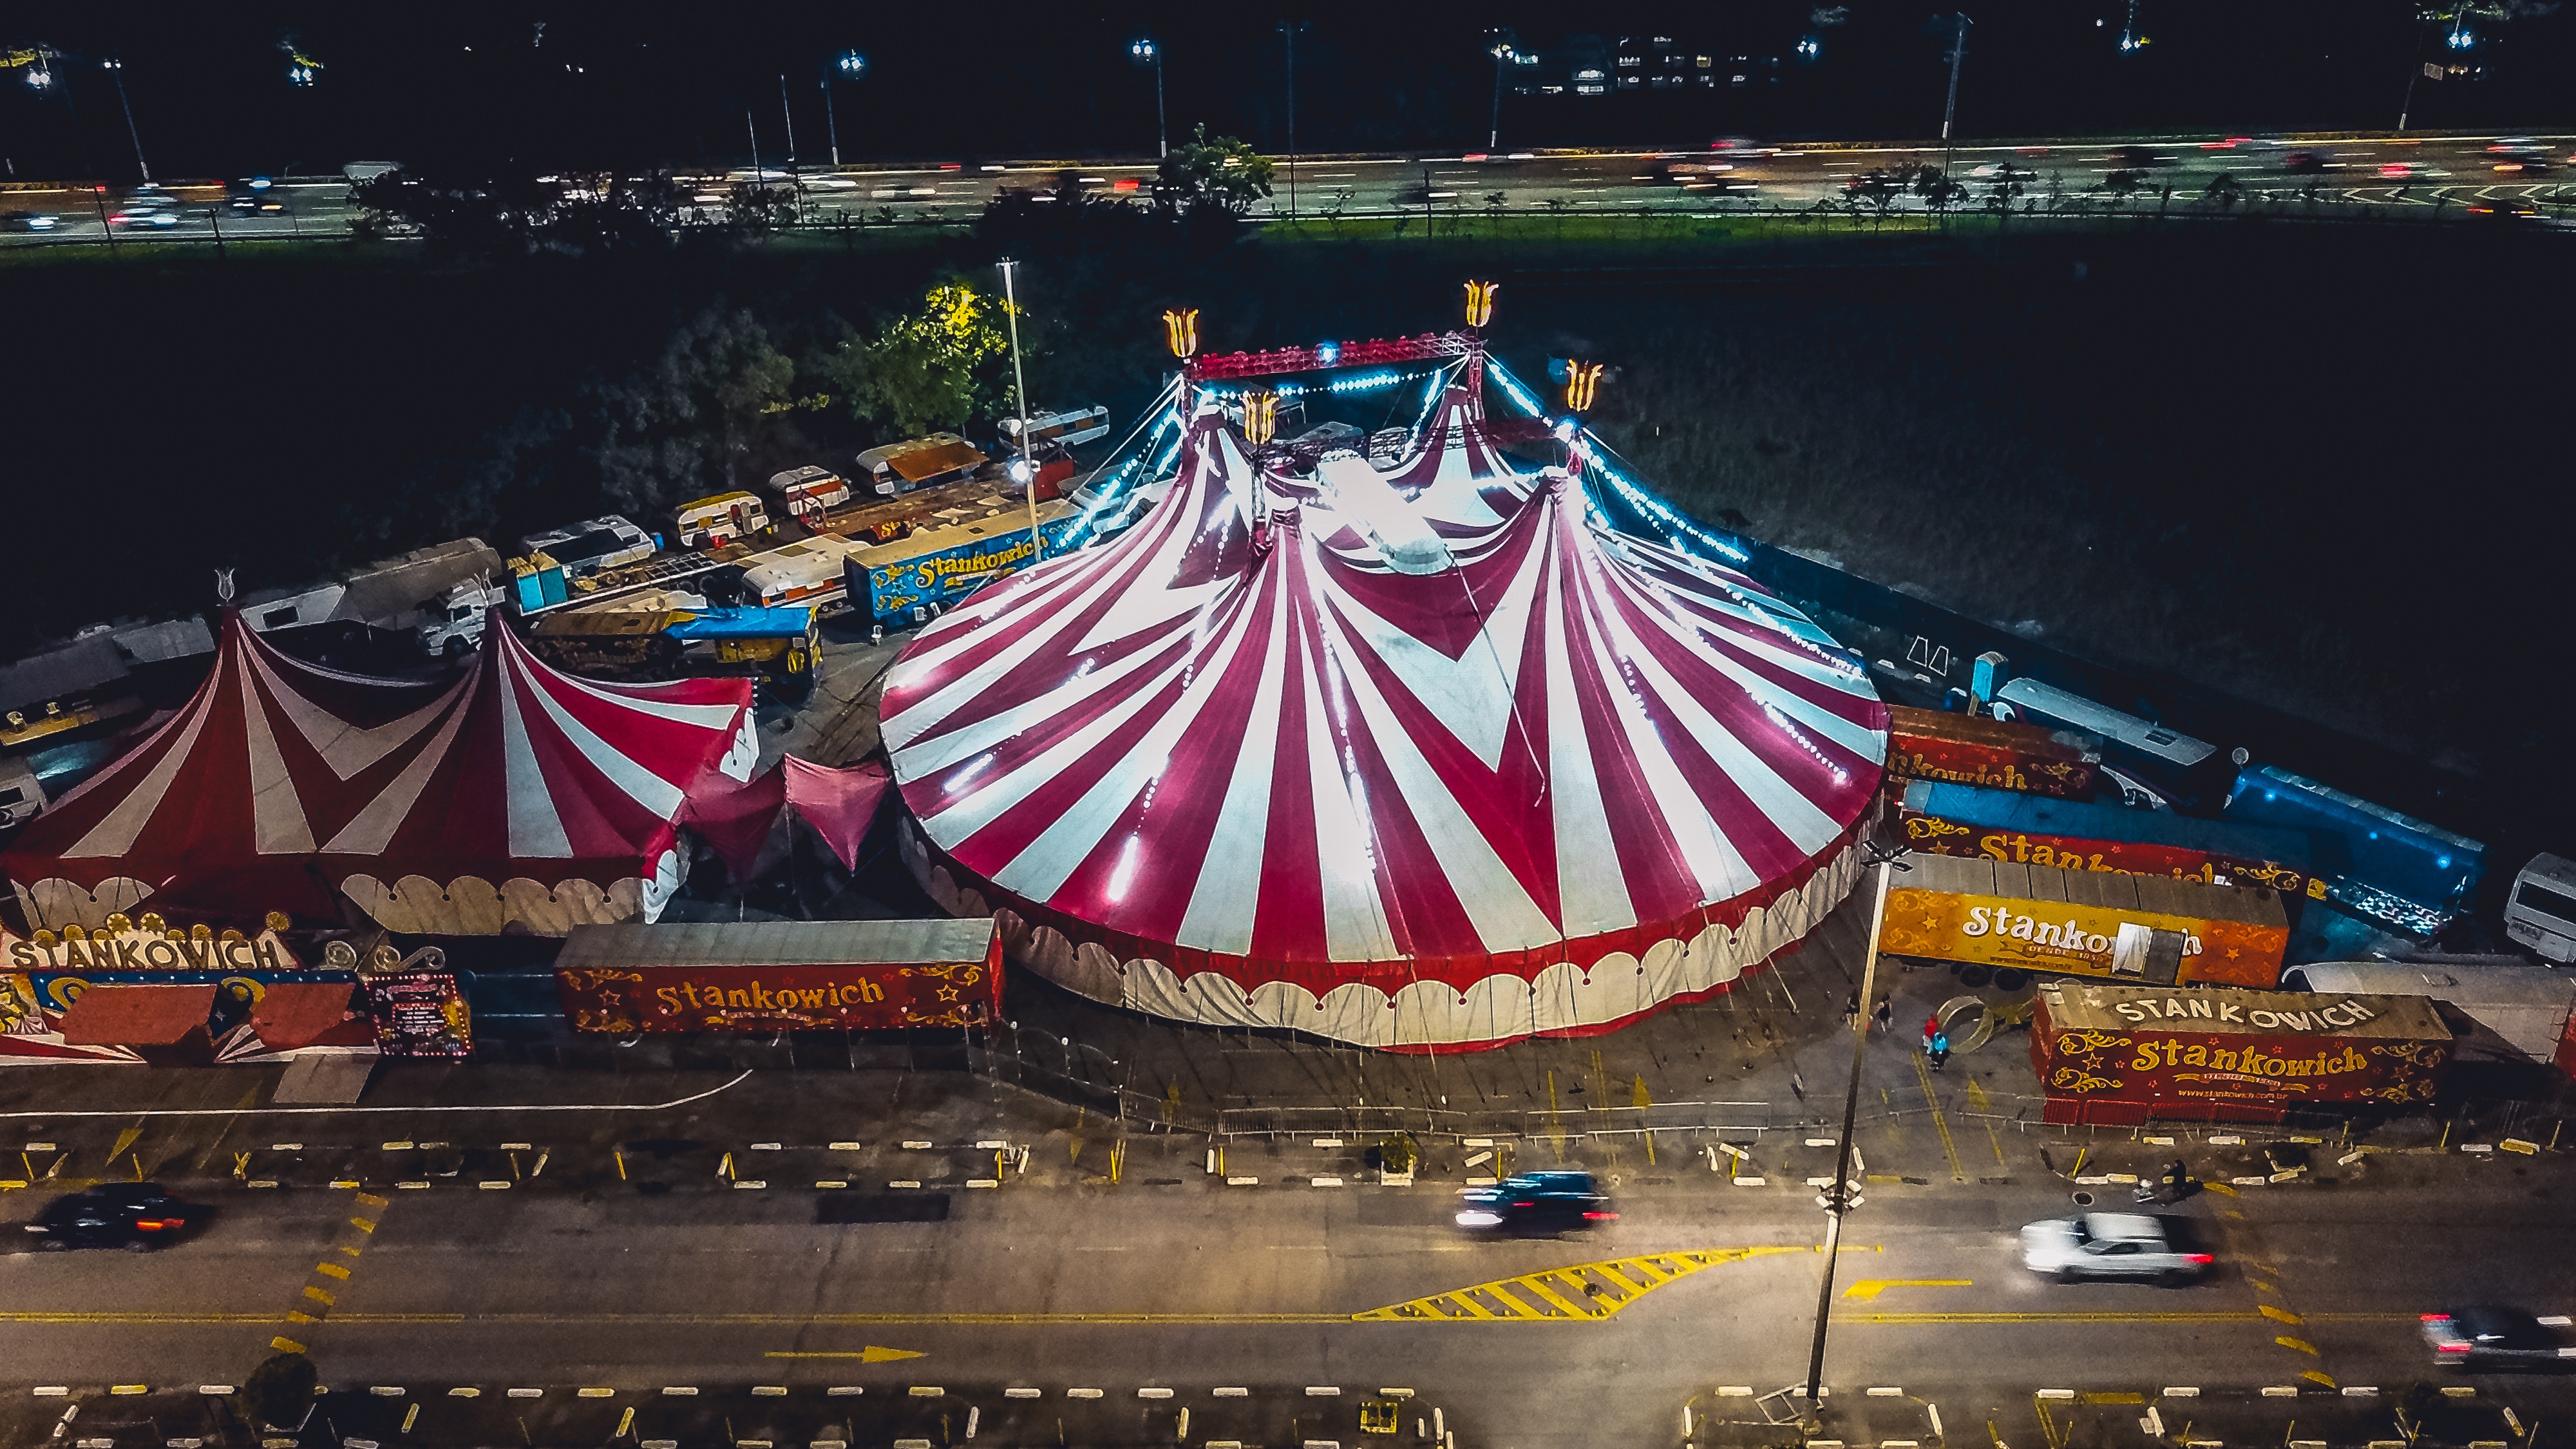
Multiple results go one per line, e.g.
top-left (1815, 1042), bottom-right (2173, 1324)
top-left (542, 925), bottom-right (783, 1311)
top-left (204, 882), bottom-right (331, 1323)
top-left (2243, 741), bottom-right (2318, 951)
top-left (363, 972), bottom-right (473, 1058)
top-left (1883, 881), bottom-right (2287, 988)
top-left (556, 959), bottom-right (996, 1034)
top-left (1886, 706), bottom-right (2099, 800)
top-left (2032, 981), bottom-right (2450, 1113)
top-left (1899, 811), bottom-right (2324, 902)
top-left (0, 919), bottom-right (345, 1065)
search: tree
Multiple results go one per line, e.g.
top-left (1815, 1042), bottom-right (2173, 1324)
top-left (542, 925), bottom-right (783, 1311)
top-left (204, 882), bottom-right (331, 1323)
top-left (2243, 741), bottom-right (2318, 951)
top-left (1151, 126), bottom-right (1275, 218)
top-left (243, 1352), bottom-right (317, 1431)
top-left (2103, 169), bottom-right (2141, 211)
top-left (1849, 167), bottom-right (1909, 231)
top-left (2202, 173), bottom-right (2244, 212)
top-left (587, 305), bottom-right (799, 514)
top-left (1912, 166), bottom-right (1962, 220)
top-left (822, 283), bottom-right (1014, 440)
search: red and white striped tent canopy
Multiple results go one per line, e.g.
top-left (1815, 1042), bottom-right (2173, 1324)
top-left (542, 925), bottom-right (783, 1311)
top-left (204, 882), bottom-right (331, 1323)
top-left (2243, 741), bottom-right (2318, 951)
top-left (2, 612), bottom-right (755, 935)
top-left (884, 385), bottom-right (1888, 1049)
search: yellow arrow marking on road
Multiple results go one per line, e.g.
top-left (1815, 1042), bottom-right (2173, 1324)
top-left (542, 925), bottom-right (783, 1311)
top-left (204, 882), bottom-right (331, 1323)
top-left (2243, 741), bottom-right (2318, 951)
top-left (1841, 1280), bottom-right (1973, 1302)
top-left (765, 1347), bottom-right (926, 1361)
top-left (1353, 1245), bottom-right (1803, 1323)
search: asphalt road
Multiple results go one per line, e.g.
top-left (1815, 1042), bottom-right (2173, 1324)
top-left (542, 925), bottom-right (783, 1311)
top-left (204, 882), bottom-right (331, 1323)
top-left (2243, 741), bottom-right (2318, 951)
top-left (5, 1075), bottom-right (2574, 1446)
top-left (6, 130), bottom-right (2570, 249)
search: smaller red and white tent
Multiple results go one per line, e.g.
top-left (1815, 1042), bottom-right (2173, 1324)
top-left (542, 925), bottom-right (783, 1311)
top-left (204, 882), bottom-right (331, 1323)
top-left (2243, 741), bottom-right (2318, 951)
top-left (2, 611), bottom-right (755, 935)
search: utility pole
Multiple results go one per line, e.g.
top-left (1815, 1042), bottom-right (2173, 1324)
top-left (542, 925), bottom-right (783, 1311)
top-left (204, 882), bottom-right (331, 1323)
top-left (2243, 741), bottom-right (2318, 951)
top-left (778, 73), bottom-right (797, 173)
top-left (1153, 50), bottom-right (1167, 159)
top-left (106, 56), bottom-right (150, 186)
top-left (2397, 11), bottom-right (2432, 132)
top-left (1937, 13), bottom-right (1971, 228)
top-left (998, 258), bottom-right (1041, 565)
top-left (1488, 40), bottom-right (1509, 150)
top-left (822, 78), bottom-right (839, 167)
top-left (1799, 842), bottom-right (1911, 1428)
top-left (745, 106), bottom-right (762, 183)
top-left (1278, 22), bottom-right (1307, 216)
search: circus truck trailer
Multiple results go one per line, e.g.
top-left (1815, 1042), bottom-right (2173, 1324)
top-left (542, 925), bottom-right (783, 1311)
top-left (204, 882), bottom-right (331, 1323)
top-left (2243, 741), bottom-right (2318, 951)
top-left (2031, 979), bottom-right (2453, 1126)
top-left (1884, 705), bottom-right (2101, 801)
top-left (1877, 851), bottom-right (2291, 990)
top-left (1897, 781), bottom-right (2330, 906)
top-left (841, 500), bottom-right (1084, 626)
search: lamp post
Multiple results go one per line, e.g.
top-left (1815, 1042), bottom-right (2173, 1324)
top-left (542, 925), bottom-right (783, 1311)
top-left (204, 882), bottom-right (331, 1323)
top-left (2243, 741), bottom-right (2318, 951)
top-left (778, 73), bottom-right (799, 175)
top-left (825, 52), bottom-right (863, 169)
top-left (1129, 37), bottom-right (1166, 159)
top-left (103, 54), bottom-right (149, 187)
top-left (1278, 21), bottom-right (1307, 216)
top-left (1937, 13), bottom-right (1971, 221)
top-left (997, 258), bottom-right (1040, 565)
top-left (1798, 838), bottom-right (1912, 1428)
top-left (1486, 34), bottom-right (1516, 151)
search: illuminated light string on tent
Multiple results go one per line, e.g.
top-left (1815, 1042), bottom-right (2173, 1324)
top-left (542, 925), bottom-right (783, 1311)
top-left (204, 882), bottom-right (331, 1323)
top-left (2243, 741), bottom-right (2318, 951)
top-left (881, 300), bottom-right (1888, 1050)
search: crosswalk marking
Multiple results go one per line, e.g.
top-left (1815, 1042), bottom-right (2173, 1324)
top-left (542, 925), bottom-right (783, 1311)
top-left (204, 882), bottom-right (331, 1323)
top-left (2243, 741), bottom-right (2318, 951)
top-left (1352, 1245), bottom-right (1799, 1323)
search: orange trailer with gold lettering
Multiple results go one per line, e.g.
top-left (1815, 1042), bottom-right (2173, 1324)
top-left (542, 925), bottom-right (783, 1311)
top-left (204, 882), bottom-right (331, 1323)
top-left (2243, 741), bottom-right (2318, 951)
top-left (1878, 852), bottom-right (2289, 989)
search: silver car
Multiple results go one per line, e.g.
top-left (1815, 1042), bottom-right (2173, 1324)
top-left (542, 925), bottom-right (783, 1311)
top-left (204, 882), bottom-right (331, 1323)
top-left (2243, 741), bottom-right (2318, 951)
top-left (2020, 1212), bottom-right (2213, 1283)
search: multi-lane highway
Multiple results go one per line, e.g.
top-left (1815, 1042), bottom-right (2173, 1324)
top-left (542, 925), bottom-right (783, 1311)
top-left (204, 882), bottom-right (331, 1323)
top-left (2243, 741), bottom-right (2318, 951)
top-left (5, 923), bottom-right (2573, 1448)
top-left (5, 130), bottom-right (2569, 249)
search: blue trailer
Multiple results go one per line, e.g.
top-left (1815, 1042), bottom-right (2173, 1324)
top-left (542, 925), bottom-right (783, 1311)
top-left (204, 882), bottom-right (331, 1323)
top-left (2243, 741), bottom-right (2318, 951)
top-left (1899, 781), bottom-right (2336, 902)
top-left (2224, 763), bottom-right (2485, 922)
top-left (844, 505), bottom-right (1084, 626)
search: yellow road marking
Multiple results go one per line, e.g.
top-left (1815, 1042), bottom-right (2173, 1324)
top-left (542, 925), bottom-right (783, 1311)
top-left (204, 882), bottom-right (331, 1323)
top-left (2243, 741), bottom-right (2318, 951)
top-left (350, 1217), bottom-right (376, 1233)
top-left (1911, 1052), bottom-right (1968, 1182)
top-left (303, 1287), bottom-right (336, 1306)
top-left (2275, 1336), bottom-right (2320, 1356)
top-left (1845, 1311), bottom-right (2264, 1324)
top-left (762, 1347), bottom-right (925, 1361)
top-left (2201, 1182), bottom-right (2239, 1197)
top-left (270, 1338), bottom-right (305, 1354)
top-left (2303, 1370), bottom-right (2339, 1388)
top-left (1842, 1280), bottom-right (1973, 1302)
top-left (316, 1263), bottom-right (351, 1280)
top-left (355, 1193), bottom-right (389, 1208)
top-left (1354, 1246), bottom-right (1800, 1323)
top-left (2083, 1392), bottom-right (2145, 1405)
top-left (2261, 1305), bottom-right (2304, 1324)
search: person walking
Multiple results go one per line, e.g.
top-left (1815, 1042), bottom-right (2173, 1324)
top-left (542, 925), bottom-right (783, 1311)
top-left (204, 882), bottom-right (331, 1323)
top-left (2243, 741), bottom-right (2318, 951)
top-left (1872, 995), bottom-right (1893, 1035)
top-left (1928, 1028), bottom-right (1951, 1072)
top-left (1922, 1012), bottom-right (1940, 1050)
top-left (1842, 991), bottom-right (1862, 1028)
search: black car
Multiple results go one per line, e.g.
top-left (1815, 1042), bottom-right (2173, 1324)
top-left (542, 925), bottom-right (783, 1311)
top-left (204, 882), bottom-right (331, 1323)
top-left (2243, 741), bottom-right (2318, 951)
top-left (2423, 1307), bottom-right (2576, 1369)
top-left (23, 1184), bottom-right (196, 1251)
top-left (2109, 145), bottom-right (2168, 170)
top-left (1455, 1171), bottom-right (1615, 1235)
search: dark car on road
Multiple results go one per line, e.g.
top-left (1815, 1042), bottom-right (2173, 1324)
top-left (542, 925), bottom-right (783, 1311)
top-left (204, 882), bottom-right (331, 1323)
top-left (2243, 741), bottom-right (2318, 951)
top-left (1455, 1170), bottom-right (1616, 1235)
top-left (2465, 196), bottom-right (2544, 223)
top-left (2423, 1308), bottom-right (2576, 1369)
top-left (23, 1184), bottom-right (198, 1251)
top-left (227, 180), bottom-right (287, 214)
top-left (2109, 146), bottom-right (2168, 170)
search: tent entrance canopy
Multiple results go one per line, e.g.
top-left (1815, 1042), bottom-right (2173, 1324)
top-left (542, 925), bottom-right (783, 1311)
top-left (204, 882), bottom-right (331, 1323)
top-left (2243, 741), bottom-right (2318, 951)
top-left (554, 920), bottom-right (1000, 1034)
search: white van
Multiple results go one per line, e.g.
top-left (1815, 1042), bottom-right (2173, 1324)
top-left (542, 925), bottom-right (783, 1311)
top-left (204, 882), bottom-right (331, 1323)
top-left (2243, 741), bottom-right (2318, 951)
top-left (739, 535), bottom-right (875, 615)
top-left (2505, 853), bottom-right (2576, 965)
top-left (766, 466), bottom-right (854, 523)
top-left (672, 491), bottom-right (770, 550)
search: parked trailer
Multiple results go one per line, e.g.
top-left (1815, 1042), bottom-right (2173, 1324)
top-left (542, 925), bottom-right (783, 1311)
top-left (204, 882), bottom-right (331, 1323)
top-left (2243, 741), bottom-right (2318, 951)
top-left (1898, 781), bottom-right (2332, 904)
top-left (2226, 763), bottom-right (2483, 907)
top-left (524, 605), bottom-right (817, 701)
top-left (2282, 959), bottom-right (2576, 1066)
top-left (1991, 676), bottom-right (2233, 813)
top-left (2032, 980), bottom-right (2452, 1126)
top-left (1877, 851), bottom-right (2291, 989)
top-left (1886, 705), bottom-right (2101, 800)
top-left (2505, 853), bottom-right (2576, 965)
top-left (843, 501), bottom-right (1083, 626)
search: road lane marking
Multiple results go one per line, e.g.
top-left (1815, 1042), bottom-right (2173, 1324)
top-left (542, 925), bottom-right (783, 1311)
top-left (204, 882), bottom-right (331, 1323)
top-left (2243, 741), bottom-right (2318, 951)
top-left (1911, 1053), bottom-right (1968, 1182)
top-left (1354, 1245), bottom-right (1799, 1322)
top-left (763, 1348), bottom-right (926, 1361)
top-left (1842, 1280), bottom-right (1973, 1301)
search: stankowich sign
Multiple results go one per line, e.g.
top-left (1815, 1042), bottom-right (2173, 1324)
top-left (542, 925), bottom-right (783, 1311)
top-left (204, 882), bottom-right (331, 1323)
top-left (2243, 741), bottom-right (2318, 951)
top-left (552, 919), bottom-right (1002, 1034)
top-left (2032, 981), bottom-right (2451, 1117)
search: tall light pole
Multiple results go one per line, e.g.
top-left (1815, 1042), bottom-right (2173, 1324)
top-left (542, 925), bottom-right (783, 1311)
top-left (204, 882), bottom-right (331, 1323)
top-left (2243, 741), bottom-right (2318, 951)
top-left (1799, 838), bottom-right (1911, 1427)
top-left (103, 55), bottom-right (149, 187)
top-left (1487, 33), bottom-right (1516, 150)
top-left (1278, 21), bottom-right (1307, 216)
top-left (1129, 37), bottom-right (1166, 159)
top-left (826, 52), bottom-right (864, 169)
top-left (778, 73), bottom-right (798, 175)
top-left (997, 258), bottom-right (1041, 565)
top-left (1937, 14), bottom-right (1971, 209)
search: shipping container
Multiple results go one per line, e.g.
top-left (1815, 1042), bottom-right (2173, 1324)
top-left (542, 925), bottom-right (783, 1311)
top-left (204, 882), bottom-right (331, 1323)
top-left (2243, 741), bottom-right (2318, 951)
top-left (1879, 852), bottom-right (2290, 989)
top-left (2224, 764), bottom-right (2485, 923)
top-left (1898, 781), bottom-right (2333, 904)
top-left (2032, 980), bottom-right (2451, 1124)
top-left (1885, 705), bottom-right (2101, 800)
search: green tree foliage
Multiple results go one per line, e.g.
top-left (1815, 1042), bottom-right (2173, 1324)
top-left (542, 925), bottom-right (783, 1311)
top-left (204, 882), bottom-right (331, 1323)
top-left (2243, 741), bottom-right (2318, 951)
top-left (1152, 126), bottom-right (1276, 218)
top-left (586, 305), bottom-right (798, 514)
top-left (822, 283), bottom-right (1014, 440)
top-left (242, 1352), bottom-right (317, 1430)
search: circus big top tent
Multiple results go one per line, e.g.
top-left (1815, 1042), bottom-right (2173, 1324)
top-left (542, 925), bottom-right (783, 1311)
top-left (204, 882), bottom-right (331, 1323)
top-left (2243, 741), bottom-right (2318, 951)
top-left (1, 607), bottom-right (755, 935)
top-left (882, 331), bottom-right (1890, 1050)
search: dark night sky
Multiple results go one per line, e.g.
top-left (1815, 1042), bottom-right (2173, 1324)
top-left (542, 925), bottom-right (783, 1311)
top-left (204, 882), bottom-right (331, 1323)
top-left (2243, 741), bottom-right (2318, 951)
top-left (2, 3), bottom-right (2565, 180)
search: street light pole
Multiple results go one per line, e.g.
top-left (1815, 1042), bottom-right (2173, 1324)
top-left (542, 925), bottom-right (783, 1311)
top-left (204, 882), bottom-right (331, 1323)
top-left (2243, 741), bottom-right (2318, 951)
top-left (1936, 13), bottom-right (1971, 228)
top-left (105, 56), bottom-right (149, 187)
top-left (1130, 39), bottom-right (1167, 159)
top-left (1489, 43), bottom-right (1507, 150)
top-left (779, 74), bottom-right (797, 175)
top-left (1278, 22), bottom-right (1305, 216)
top-left (1799, 842), bottom-right (1909, 1425)
top-left (822, 79), bottom-right (839, 167)
top-left (997, 258), bottom-right (1041, 565)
